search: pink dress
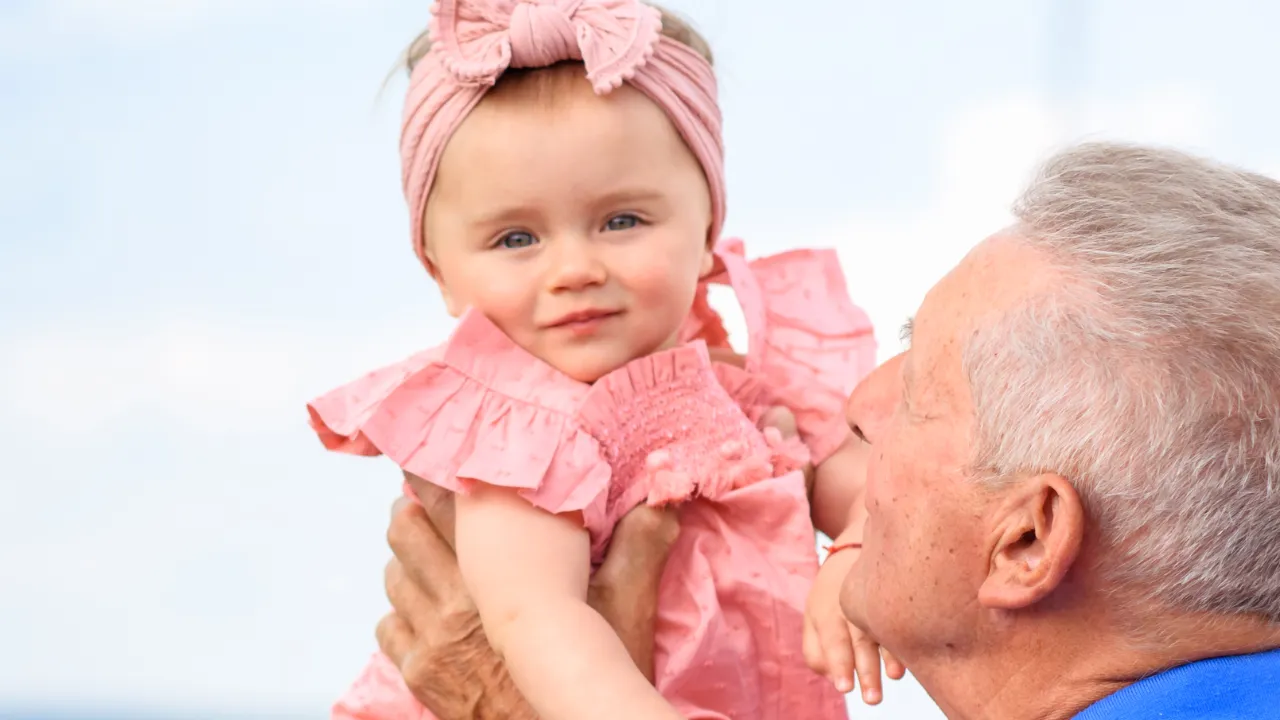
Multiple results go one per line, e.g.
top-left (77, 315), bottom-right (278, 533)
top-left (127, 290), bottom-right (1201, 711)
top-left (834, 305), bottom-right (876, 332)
top-left (308, 240), bottom-right (877, 720)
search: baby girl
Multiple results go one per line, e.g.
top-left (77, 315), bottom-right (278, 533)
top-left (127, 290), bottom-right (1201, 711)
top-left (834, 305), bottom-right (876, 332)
top-left (309, 1), bottom-right (886, 717)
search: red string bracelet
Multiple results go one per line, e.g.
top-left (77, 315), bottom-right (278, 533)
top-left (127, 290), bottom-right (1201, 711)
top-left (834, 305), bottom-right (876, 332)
top-left (822, 542), bottom-right (862, 563)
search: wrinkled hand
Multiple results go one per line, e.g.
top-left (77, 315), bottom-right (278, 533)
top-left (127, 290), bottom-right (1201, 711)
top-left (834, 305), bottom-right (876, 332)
top-left (378, 480), bottom-right (518, 720)
top-left (378, 473), bottom-right (680, 719)
top-left (803, 546), bottom-right (906, 704)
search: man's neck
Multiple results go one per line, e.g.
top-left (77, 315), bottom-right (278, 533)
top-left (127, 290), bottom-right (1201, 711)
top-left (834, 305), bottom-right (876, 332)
top-left (910, 608), bottom-right (1280, 720)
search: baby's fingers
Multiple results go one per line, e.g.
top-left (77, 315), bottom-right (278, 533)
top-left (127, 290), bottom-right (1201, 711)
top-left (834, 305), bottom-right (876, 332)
top-left (883, 647), bottom-right (907, 680)
top-left (816, 614), bottom-right (855, 693)
top-left (802, 614), bottom-right (827, 675)
top-left (852, 631), bottom-right (884, 705)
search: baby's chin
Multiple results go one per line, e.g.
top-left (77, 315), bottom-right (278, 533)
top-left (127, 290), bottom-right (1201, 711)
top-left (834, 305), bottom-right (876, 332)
top-left (539, 345), bottom-right (644, 384)
top-left (552, 354), bottom-right (632, 384)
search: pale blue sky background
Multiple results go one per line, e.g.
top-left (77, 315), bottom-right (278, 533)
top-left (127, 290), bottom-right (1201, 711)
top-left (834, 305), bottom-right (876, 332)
top-left (3, 0), bottom-right (1280, 717)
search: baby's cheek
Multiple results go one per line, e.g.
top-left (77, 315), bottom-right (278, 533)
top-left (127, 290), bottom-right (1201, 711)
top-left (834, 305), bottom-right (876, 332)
top-left (638, 259), bottom-right (701, 317)
top-left (631, 254), bottom-right (684, 288)
top-left (469, 282), bottom-right (535, 329)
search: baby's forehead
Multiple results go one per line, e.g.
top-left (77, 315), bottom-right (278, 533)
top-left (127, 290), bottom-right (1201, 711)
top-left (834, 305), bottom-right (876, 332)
top-left (435, 87), bottom-right (702, 200)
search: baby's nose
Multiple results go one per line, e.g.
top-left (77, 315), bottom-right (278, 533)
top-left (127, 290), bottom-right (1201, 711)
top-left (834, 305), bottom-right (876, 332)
top-left (547, 239), bottom-right (607, 291)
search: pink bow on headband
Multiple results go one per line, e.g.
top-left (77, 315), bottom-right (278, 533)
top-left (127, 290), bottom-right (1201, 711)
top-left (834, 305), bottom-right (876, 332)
top-left (432, 0), bottom-right (663, 93)
top-left (402, 0), bottom-right (725, 269)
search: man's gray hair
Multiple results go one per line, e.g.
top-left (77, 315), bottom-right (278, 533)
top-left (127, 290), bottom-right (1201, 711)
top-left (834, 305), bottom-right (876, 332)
top-left (965, 142), bottom-right (1280, 622)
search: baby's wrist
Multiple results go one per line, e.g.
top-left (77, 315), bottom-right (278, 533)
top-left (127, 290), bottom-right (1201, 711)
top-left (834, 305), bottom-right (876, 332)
top-left (822, 540), bottom-right (862, 565)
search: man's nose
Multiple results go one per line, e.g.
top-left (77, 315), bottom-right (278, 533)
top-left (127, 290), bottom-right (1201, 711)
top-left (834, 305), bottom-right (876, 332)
top-left (845, 352), bottom-right (905, 444)
top-left (547, 236), bottom-right (607, 292)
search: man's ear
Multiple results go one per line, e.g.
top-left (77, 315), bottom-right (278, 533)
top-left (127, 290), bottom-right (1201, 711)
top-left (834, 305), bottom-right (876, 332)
top-left (978, 473), bottom-right (1085, 610)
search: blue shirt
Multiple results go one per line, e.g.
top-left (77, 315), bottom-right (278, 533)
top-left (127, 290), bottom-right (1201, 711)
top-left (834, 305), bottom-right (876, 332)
top-left (1074, 648), bottom-right (1280, 719)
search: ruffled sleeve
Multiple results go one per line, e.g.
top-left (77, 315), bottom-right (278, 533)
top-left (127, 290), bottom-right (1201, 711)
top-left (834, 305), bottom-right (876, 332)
top-left (692, 238), bottom-right (878, 463)
top-left (306, 311), bottom-right (612, 531)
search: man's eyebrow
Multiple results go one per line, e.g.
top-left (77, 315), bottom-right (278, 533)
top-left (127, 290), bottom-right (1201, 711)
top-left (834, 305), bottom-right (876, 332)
top-left (899, 316), bottom-right (914, 346)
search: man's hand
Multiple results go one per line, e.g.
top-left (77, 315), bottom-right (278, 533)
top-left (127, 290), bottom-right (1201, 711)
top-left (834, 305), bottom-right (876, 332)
top-left (378, 482), bottom-right (517, 720)
top-left (377, 474), bottom-right (679, 719)
top-left (588, 500), bottom-right (681, 680)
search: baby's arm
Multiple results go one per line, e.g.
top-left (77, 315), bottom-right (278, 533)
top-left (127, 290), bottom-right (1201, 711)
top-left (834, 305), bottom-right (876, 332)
top-left (810, 432), bottom-right (867, 539)
top-left (803, 433), bottom-right (907, 703)
top-left (456, 485), bottom-right (685, 720)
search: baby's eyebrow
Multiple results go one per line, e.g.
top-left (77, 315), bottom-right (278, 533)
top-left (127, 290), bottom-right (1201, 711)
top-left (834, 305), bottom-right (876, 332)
top-left (899, 316), bottom-right (914, 346)
top-left (589, 188), bottom-right (668, 208)
top-left (464, 204), bottom-right (536, 229)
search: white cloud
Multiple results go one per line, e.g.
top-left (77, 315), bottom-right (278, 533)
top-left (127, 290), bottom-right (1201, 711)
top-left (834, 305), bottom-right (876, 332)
top-left (1077, 84), bottom-right (1217, 149)
top-left (0, 0), bottom-right (386, 56)
top-left (747, 87), bottom-right (1218, 364)
top-left (0, 314), bottom-right (443, 438)
top-left (49, 0), bottom-right (233, 32)
top-left (54, 0), bottom-right (371, 30)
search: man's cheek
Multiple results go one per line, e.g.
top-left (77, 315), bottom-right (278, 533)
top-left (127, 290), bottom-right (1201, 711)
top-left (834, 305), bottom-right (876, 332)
top-left (865, 449), bottom-right (893, 507)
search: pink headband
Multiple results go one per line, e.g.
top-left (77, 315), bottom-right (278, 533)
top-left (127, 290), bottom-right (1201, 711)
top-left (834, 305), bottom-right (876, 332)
top-left (400, 0), bottom-right (725, 269)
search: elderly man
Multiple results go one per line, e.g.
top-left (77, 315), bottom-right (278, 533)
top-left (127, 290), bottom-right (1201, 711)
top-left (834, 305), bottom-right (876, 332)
top-left (375, 143), bottom-right (1280, 719)
top-left (837, 142), bottom-right (1280, 718)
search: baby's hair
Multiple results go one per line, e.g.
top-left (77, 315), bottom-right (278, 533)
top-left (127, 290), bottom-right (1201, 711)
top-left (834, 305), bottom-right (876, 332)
top-left (397, 4), bottom-right (714, 78)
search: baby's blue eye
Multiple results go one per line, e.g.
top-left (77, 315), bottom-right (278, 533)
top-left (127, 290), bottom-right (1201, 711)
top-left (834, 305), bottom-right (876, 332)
top-left (498, 231), bottom-right (537, 249)
top-left (605, 214), bottom-right (640, 232)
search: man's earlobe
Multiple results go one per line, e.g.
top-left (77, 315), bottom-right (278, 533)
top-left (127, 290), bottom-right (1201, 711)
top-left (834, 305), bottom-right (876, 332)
top-left (978, 474), bottom-right (1085, 610)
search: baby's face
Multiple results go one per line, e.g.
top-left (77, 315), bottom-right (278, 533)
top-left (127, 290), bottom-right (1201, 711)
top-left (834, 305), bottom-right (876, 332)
top-left (424, 72), bottom-right (714, 382)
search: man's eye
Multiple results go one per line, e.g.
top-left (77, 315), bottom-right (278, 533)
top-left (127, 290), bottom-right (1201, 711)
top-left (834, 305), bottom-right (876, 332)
top-left (498, 231), bottom-right (537, 249)
top-left (604, 214), bottom-right (641, 232)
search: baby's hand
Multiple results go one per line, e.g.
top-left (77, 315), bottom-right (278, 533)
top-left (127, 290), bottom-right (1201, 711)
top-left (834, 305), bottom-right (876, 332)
top-left (803, 545), bottom-right (906, 705)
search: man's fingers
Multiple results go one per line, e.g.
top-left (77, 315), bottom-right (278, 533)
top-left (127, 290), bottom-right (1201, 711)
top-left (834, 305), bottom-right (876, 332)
top-left (852, 632), bottom-right (884, 705)
top-left (384, 557), bottom-right (440, 633)
top-left (600, 505), bottom-right (680, 576)
top-left (375, 611), bottom-right (417, 668)
top-left (883, 647), bottom-right (907, 680)
top-left (591, 504), bottom-right (680, 684)
top-left (760, 406), bottom-right (816, 492)
top-left (387, 497), bottom-right (468, 606)
top-left (404, 472), bottom-right (456, 549)
top-left (759, 405), bottom-right (799, 439)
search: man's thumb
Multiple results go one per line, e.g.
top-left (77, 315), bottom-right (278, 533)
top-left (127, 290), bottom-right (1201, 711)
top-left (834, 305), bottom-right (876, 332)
top-left (759, 405), bottom-right (799, 439)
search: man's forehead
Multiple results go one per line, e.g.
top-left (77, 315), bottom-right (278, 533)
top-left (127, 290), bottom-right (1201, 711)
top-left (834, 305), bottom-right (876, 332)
top-left (908, 233), bottom-right (1055, 385)
top-left (923, 234), bottom-right (1053, 331)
